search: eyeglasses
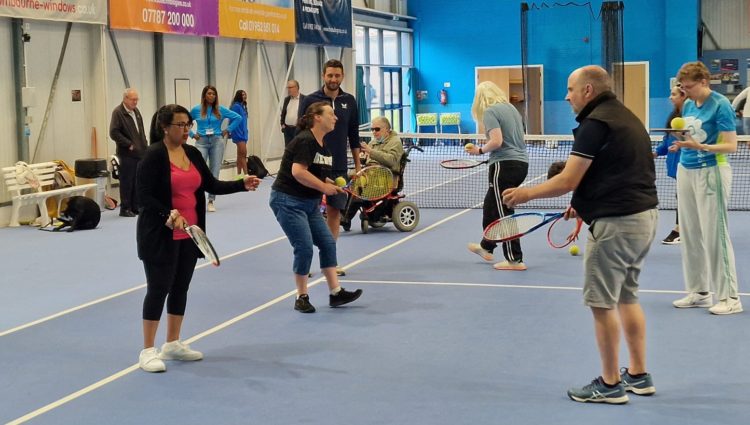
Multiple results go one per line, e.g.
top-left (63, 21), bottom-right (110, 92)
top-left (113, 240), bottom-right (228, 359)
top-left (170, 122), bottom-right (192, 129)
top-left (681, 81), bottom-right (700, 90)
top-left (371, 127), bottom-right (382, 132)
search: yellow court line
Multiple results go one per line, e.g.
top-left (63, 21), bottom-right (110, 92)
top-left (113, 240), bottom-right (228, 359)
top-left (0, 236), bottom-right (288, 338)
top-left (7, 210), bottom-right (471, 424)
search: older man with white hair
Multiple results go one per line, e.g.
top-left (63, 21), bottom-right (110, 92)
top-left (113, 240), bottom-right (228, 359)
top-left (110, 88), bottom-right (147, 217)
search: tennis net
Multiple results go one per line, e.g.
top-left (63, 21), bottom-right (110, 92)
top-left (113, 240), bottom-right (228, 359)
top-left (358, 132), bottom-right (750, 210)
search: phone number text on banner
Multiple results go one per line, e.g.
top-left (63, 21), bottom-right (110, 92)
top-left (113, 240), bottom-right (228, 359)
top-left (0, 0), bottom-right (107, 24)
top-left (109, 0), bottom-right (219, 37)
top-left (219, 0), bottom-right (294, 42)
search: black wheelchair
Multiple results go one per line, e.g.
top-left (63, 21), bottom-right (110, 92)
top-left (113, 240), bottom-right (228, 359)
top-left (340, 145), bottom-right (422, 234)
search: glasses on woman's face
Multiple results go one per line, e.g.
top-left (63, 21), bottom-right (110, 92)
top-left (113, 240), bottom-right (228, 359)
top-left (681, 81), bottom-right (700, 90)
top-left (371, 127), bottom-right (381, 132)
top-left (170, 122), bottom-right (191, 129)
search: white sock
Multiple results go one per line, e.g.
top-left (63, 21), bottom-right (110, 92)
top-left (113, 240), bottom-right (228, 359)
top-left (330, 287), bottom-right (341, 295)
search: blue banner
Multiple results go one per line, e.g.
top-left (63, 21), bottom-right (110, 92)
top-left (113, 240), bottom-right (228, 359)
top-left (295, 0), bottom-right (352, 48)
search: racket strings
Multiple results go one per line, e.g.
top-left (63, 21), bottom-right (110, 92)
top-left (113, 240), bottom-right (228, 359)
top-left (352, 167), bottom-right (392, 200)
top-left (547, 217), bottom-right (582, 248)
top-left (485, 216), bottom-right (539, 241)
top-left (441, 159), bottom-right (481, 169)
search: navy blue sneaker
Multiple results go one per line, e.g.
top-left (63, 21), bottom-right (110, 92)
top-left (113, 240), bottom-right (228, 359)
top-left (620, 368), bottom-right (656, 395)
top-left (567, 377), bottom-right (629, 404)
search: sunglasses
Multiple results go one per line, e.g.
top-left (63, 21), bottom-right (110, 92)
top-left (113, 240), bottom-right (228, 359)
top-left (371, 127), bottom-right (382, 132)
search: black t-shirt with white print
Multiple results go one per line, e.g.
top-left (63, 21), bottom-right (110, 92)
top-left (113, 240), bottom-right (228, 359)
top-left (272, 129), bottom-right (332, 199)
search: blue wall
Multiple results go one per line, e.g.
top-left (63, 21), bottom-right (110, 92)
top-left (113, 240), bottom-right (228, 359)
top-left (408, 0), bottom-right (699, 134)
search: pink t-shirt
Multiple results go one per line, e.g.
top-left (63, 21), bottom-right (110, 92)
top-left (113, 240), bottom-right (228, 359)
top-left (171, 162), bottom-right (201, 240)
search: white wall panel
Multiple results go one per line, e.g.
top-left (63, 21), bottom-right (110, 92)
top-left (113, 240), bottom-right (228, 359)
top-left (702, 0), bottom-right (750, 50)
top-left (105, 29), bottom-right (157, 150)
top-left (163, 34), bottom-right (207, 111)
top-left (24, 21), bottom-right (105, 165)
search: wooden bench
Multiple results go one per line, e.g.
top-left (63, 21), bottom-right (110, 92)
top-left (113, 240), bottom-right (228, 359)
top-left (2, 162), bottom-right (97, 227)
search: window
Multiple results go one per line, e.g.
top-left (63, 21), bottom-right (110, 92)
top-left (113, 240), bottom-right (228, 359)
top-left (355, 25), bottom-right (414, 132)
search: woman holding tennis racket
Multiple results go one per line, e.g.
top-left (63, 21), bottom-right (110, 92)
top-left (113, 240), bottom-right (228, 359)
top-left (465, 81), bottom-right (529, 271)
top-left (136, 104), bottom-right (261, 373)
top-left (190, 85), bottom-right (242, 212)
top-left (269, 101), bottom-right (363, 313)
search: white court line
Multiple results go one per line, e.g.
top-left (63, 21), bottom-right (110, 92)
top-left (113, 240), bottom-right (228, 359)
top-left (0, 236), bottom-right (288, 338)
top-left (339, 279), bottom-right (750, 297)
top-left (7, 208), bottom-right (471, 424)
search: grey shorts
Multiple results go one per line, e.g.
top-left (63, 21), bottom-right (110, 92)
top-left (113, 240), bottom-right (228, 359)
top-left (583, 209), bottom-right (658, 309)
top-left (326, 170), bottom-right (349, 210)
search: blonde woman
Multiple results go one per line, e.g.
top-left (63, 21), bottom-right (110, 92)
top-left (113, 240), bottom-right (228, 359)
top-left (466, 81), bottom-right (529, 271)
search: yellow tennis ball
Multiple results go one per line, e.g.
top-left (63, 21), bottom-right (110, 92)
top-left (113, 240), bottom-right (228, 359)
top-left (465, 143), bottom-right (475, 151)
top-left (569, 245), bottom-right (580, 256)
top-left (358, 176), bottom-right (368, 186)
top-left (670, 117), bottom-right (685, 130)
top-left (334, 176), bottom-right (347, 187)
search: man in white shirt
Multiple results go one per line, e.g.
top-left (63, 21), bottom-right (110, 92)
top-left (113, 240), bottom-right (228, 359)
top-left (280, 80), bottom-right (306, 145)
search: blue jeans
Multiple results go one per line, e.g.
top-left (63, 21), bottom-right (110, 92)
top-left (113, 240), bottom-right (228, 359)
top-left (269, 190), bottom-right (338, 275)
top-left (195, 135), bottom-right (225, 201)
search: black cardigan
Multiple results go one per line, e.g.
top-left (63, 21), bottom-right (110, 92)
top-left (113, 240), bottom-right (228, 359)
top-left (136, 142), bottom-right (246, 263)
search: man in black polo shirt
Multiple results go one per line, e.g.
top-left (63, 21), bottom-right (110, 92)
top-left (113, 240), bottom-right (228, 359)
top-left (503, 65), bottom-right (658, 405)
top-left (299, 59), bottom-right (361, 276)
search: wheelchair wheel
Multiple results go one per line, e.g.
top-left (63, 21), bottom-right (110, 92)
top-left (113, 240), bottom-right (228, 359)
top-left (392, 201), bottom-right (419, 232)
top-left (361, 218), bottom-right (369, 234)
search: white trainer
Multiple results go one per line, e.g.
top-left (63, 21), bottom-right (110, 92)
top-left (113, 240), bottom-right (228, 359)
top-left (708, 298), bottom-right (743, 315)
top-left (207, 201), bottom-right (216, 212)
top-left (493, 260), bottom-right (527, 271)
top-left (160, 340), bottom-right (203, 361)
top-left (467, 243), bottom-right (494, 262)
top-left (139, 347), bottom-right (166, 373)
top-left (672, 293), bottom-right (712, 308)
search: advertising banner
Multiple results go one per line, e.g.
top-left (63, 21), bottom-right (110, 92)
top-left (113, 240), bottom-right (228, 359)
top-left (109, 0), bottom-right (219, 37)
top-left (219, 0), bottom-right (294, 42)
top-left (295, 0), bottom-right (352, 48)
top-left (0, 0), bottom-right (107, 24)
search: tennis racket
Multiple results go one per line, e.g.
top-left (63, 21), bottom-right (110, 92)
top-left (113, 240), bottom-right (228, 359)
top-left (546, 214), bottom-right (584, 248)
top-left (483, 210), bottom-right (584, 248)
top-left (184, 224), bottom-right (220, 266)
top-left (340, 165), bottom-right (393, 201)
top-left (440, 158), bottom-right (489, 169)
top-left (483, 212), bottom-right (562, 243)
top-left (650, 128), bottom-right (688, 134)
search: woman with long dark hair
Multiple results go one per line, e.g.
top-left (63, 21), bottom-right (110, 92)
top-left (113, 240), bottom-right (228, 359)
top-left (190, 85), bottom-right (241, 212)
top-left (230, 90), bottom-right (249, 175)
top-left (136, 104), bottom-right (260, 372)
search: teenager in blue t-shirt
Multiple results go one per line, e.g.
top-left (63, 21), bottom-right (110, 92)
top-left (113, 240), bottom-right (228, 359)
top-left (670, 61), bottom-right (742, 315)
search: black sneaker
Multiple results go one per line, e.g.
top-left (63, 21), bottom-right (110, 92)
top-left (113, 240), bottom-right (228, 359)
top-left (661, 230), bottom-right (680, 245)
top-left (329, 287), bottom-right (363, 307)
top-left (294, 294), bottom-right (316, 313)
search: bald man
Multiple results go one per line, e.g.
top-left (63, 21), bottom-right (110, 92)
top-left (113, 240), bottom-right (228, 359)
top-left (503, 66), bottom-right (658, 404)
top-left (110, 88), bottom-right (147, 217)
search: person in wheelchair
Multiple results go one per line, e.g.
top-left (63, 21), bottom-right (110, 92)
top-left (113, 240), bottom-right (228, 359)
top-left (342, 116), bottom-right (404, 228)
